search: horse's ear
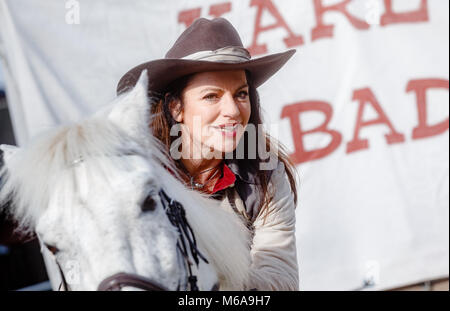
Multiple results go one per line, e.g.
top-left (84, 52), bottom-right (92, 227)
top-left (107, 70), bottom-right (152, 143)
top-left (0, 145), bottom-right (19, 167)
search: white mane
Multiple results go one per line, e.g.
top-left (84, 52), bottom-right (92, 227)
top-left (154, 161), bottom-right (251, 290)
top-left (0, 111), bottom-right (251, 290)
top-left (0, 118), bottom-right (137, 233)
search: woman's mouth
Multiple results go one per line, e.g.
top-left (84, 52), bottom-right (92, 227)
top-left (212, 124), bottom-right (239, 137)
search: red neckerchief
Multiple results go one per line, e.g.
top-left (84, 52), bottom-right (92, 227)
top-left (165, 162), bottom-right (236, 194)
top-left (210, 162), bottom-right (236, 194)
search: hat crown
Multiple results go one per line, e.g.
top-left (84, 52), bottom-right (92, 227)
top-left (165, 18), bottom-right (244, 59)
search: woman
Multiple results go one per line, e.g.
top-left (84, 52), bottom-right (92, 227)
top-left (117, 17), bottom-right (299, 291)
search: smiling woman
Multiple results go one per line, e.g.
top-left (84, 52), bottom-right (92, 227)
top-left (117, 17), bottom-right (300, 291)
top-left (167, 70), bottom-right (252, 193)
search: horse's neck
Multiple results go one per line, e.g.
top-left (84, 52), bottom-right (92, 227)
top-left (181, 189), bottom-right (251, 290)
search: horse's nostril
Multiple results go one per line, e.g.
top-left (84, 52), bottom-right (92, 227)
top-left (141, 195), bottom-right (157, 212)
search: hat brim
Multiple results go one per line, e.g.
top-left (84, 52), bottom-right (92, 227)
top-left (116, 49), bottom-right (296, 95)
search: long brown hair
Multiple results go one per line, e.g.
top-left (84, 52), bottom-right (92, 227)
top-left (149, 71), bottom-right (298, 221)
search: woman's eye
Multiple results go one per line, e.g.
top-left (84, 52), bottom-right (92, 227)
top-left (203, 93), bottom-right (218, 100)
top-left (236, 90), bottom-right (249, 100)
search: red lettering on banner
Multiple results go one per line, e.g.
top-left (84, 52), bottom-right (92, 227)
top-left (381, 0), bottom-right (429, 26)
top-left (407, 78), bottom-right (449, 140)
top-left (281, 101), bottom-right (342, 164)
top-left (346, 88), bottom-right (405, 153)
top-left (279, 78), bottom-right (446, 164)
top-left (178, 0), bottom-right (432, 47)
top-left (209, 2), bottom-right (232, 18)
top-left (247, 0), bottom-right (304, 56)
top-left (178, 8), bottom-right (201, 28)
top-left (311, 0), bottom-right (370, 41)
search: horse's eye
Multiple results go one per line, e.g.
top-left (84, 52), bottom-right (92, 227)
top-left (44, 243), bottom-right (59, 255)
top-left (142, 195), bottom-right (157, 212)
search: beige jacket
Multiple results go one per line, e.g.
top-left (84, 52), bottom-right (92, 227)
top-left (219, 161), bottom-right (299, 291)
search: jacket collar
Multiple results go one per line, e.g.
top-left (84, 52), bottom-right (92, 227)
top-left (224, 158), bottom-right (277, 185)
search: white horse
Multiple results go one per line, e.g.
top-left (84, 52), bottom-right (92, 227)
top-left (0, 71), bottom-right (251, 291)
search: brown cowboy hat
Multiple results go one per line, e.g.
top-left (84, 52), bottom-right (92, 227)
top-left (116, 17), bottom-right (296, 95)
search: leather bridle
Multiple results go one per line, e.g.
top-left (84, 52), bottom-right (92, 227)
top-left (48, 188), bottom-right (212, 291)
top-left (97, 272), bottom-right (170, 291)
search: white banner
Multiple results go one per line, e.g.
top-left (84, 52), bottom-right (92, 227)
top-left (0, 0), bottom-right (448, 290)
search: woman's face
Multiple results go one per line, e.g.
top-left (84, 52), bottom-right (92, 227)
top-left (172, 70), bottom-right (251, 158)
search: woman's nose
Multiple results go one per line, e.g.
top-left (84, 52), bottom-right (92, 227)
top-left (221, 93), bottom-right (240, 118)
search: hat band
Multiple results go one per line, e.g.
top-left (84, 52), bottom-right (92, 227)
top-left (181, 46), bottom-right (251, 63)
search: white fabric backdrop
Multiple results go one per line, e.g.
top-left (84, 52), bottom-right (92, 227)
top-left (0, 0), bottom-right (448, 290)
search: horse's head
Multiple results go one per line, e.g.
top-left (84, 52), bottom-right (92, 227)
top-left (0, 71), bottom-right (227, 291)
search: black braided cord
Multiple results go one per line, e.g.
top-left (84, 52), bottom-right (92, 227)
top-left (159, 189), bottom-right (209, 291)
